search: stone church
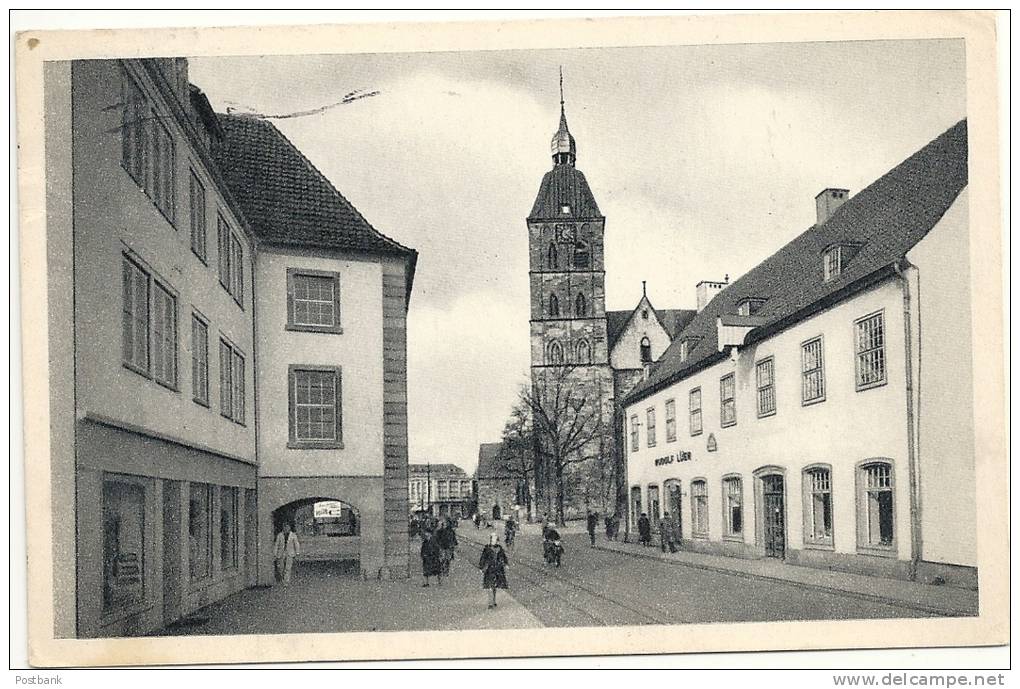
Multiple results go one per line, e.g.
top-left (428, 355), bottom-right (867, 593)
top-left (525, 87), bottom-right (711, 517)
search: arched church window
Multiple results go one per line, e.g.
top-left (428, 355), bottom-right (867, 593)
top-left (640, 336), bottom-right (653, 364)
top-left (547, 243), bottom-right (558, 270)
top-left (575, 293), bottom-right (587, 317)
top-left (548, 293), bottom-right (560, 317)
top-left (548, 340), bottom-right (564, 365)
top-left (574, 240), bottom-right (591, 269)
top-left (576, 339), bottom-right (591, 364)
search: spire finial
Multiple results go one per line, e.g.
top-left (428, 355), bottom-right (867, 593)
top-left (642, 280), bottom-right (647, 298)
top-left (559, 66), bottom-right (564, 111)
top-left (550, 67), bottom-right (576, 166)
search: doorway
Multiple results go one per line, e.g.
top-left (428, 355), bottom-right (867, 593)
top-left (666, 481), bottom-right (682, 537)
top-left (761, 474), bottom-right (786, 558)
top-left (647, 485), bottom-right (660, 532)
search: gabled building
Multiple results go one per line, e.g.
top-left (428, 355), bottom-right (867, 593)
top-left (623, 120), bottom-right (974, 587)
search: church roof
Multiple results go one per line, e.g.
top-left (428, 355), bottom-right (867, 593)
top-left (606, 307), bottom-right (696, 351)
top-left (528, 164), bottom-right (603, 221)
top-left (213, 114), bottom-right (417, 260)
top-left (625, 119), bottom-right (968, 406)
top-left (475, 442), bottom-right (513, 480)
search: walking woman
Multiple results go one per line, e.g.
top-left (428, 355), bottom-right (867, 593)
top-left (478, 532), bottom-right (508, 609)
top-left (421, 530), bottom-right (443, 587)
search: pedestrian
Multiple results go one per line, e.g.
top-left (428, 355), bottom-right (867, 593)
top-left (273, 521), bottom-right (300, 586)
top-left (420, 530), bottom-right (442, 587)
top-left (586, 509), bottom-right (598, 547)
top-left (604, 514), bottom-right (613, 540)
top-left (478, 532), bottom-right (508, 609)
top-left (436, 518), bottom-right (457, 574)
top-left (504, 513), bottom-right (517, 548)
top-left (638, 512), bottom-right (651, 547)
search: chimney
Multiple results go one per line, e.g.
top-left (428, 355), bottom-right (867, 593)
top-left (815, 188), bottom-right (849, 225)
top-left (696, 275), bottom-right (729, 312)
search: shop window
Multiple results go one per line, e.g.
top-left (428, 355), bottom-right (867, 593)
top-left (691, 480), bottom-right (708, 538)
top-left (756, 357), bottom-right (775, 417)
top-left (189, 483), bottom-right (212, 582)
top-left (102, 480), bottom-right (145, 612)
top-left (689, 387), bottom-right (702, 436)
top-left (723, 476), bottom-right (743, 537)
top-left (803, 466), bottom-right (833, 546)
top-left (855, 312), bottom-right (886, 390)
top-left (858, 461), bottom-right (895, 550)
top-left (720, 373), bottom-right (736, 427)
top-left (801, 337), bottom-right (825, 404)
top-left (664, 398), bottom-right (676, 442)
top-left (217, 487), bottom-right (236, 575)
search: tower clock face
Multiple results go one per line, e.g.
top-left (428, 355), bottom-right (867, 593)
top-left (555, 223), bottom-right (574, 242)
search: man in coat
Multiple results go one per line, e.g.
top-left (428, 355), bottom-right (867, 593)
top-left (273, 521), bottom-right (301, 586)
top-left (586, 509), bottom-right (599, 547)
top-left (637, 512), bottom-right (652, 547)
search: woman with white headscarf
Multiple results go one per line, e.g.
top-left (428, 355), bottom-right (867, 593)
top-left (477, 532), bottom-right (509, 609)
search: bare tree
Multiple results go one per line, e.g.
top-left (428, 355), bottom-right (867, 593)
top-left (520, 365), bottom-right (609, 525)
top-left (496, 400), bottom-right (537, 520)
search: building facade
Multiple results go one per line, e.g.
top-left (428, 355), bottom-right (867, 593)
top-left (212, 114), bottom-right (417, 582)
top-left (475, 442), bottom-right (530, 522)
top-left (408, 464), bottom-right (474, 518)
top-left (49, 59), bottom-right (260, 638)
top-left (623, 121), bottom-right (975, 587)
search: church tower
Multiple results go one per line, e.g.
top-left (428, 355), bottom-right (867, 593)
top-left (527, 75), bottom-right (614, 512)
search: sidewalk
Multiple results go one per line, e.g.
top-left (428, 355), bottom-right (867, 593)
top-left (594, 537), bottom-right (978, 617)
top-left (158, 548), bottom-right (542, 636)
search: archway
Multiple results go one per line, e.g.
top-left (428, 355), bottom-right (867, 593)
top-left (271, 497), bottom-right (361, 578)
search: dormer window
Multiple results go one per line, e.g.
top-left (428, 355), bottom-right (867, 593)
top-left (641, 309), bottom-right (649, 320)
top-left (678, 340), bottom-right (689, 362)
top-left (823, 246), bottom-right (843, 281)
top-left (640, 336), bottom-right (652, 364)
top-left (737, 298), bottom-right (766, 317)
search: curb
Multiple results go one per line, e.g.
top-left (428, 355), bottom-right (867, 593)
top-left (594, 543), bottom-right (976, 618)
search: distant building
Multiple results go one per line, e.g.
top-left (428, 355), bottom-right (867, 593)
top-left (624, 121), bottom-right (975, 587)
top-left (408, 464), bottom-right (474, 518)
top-left (475, 443), bottom-right (529, 522)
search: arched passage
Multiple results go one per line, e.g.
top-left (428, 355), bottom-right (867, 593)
top-left (271, 497), bottom-right (361, 578)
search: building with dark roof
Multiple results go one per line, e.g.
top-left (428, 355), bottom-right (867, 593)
top-left (623, 120), bottom-right (975, 587)
top-left (474, 442), bottom-right (528, 522)
top-left (408, 463), bottom-right (474, 518)
top-left (210, 111), bottom-right (417, 583)
top-left (525, 88), bottom-right (698, 520)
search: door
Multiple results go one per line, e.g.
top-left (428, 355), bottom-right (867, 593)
top-left (647, 485), bottom-right (660, 532)
top-left (162, 480), bottom-right (183, 626)
top-left (762, 475), bottom-right (786, 558)
top-left (667, 482), bottom-right (682, 537)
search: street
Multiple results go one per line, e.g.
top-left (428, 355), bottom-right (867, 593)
top-left (158, 526), bottom-right (954, 637)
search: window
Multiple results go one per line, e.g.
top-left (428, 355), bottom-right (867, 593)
top-left (189, 171), bottom-right (207, 262)
top-left (150, 118), bottom-right (175, 221)
top-left (629, 415), bottom-right (639, 452)
top-left (691, 480), bottom-right (708, 537)
top-left (664, 399), bottom-right (676, 442)
top-left (220, 486), bottom-right (238, 570)
top-left (859, 462), bottom-right (895, 549)
top-left (548, 340), bottom-right (564, 365)
top-left (102, 479), bottom-right (145, 611)
top-left (824, 246), bottom-right (843, 281)
top-left (803, 466), bottom-right (833, 546)
top-left (723, 476), bottom-right (743, 537)
top-left (560, 204), bottom-right (571, 214)
top-left (640, 336), bottom-right (652, 364)
top-left (121, 70), bottom-right (147, 184)
top-left (574, 240), bottom-right (590, 269)
top-left (547, 243), bottom-right (558, 270)
top-left (801, 337), bottom-right (825, 403)
top-left (647, 485), bottom-right (660, 521)
top-left (720, 373), bottom-right (736, 427)
top-left (151, 283), bottom-right (177, 389)
top-left (855, 312), bottom-right (886, 390)
top-left (646, 408), bottom-right (657, 447)
top-left (217, 214), bottom-right (244, 304)
top-left (755, 357), bottom-right (775, 417)
top-left (191, 315), bottom-right (209, 406)
top-left (548, 293), bottom-right (560, 317)
top-left (738, 298), bottom-right (766, 316)
top-left (289, 366), bottom-right (343, 448)
top-left (122, 256), bottom-right (150, 374)
top-left (287, 270), bottom-right (342, 332)
top-left (678, 340), bottom-right (689, 362)
top-left (219, 338), bottom-right (245, 424)
top-left (189, 483), bottom-right (212, 582)
top-left (438, 480), bottom-right (448, 500)
top-left (689, 387), bottom-right (702, 436)
top-left (576, 339), bottom-right (591, 364)
top-left (575, 292), bottom-right (587, 317)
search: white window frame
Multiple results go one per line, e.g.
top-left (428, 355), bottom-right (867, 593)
top-left (720, 373), bottom-right (736, 427)
top-left (689, 387), bottom-right (702, 436)
top-left (855, 311), bottom-right (887, 391)
top-left (802, 464), bottom-right (834, 548)
top-left (755, 356), bottom-right (776, 418)
top-left (691, 479), bottom-right (708, 538)
top-left (664, 398), bottom-right (676, 443)
top-left (646, 407), bottom-right (657, 447)
top-left (722, 475), bottom-right (743, 539)
top-left (801, 336), bottom-right (826, 405)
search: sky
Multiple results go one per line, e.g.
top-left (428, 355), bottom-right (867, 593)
top-left (189, 39), bottom-right (966, 475)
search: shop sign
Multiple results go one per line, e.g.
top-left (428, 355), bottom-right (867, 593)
top-left (654, 451), bottom-right (692, 467)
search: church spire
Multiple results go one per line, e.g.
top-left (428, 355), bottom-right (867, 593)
top-left (550, 66), bottom-right (576, 167)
